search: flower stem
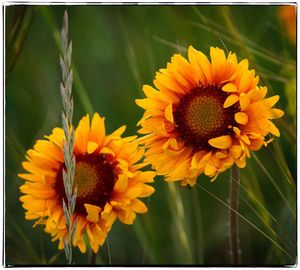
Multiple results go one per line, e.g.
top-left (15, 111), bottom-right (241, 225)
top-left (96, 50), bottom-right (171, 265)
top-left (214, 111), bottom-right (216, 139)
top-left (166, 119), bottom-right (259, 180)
top-left (90, 251), bottom-right (96, 265)
top-left (229, 165), bottom-right (241, 264)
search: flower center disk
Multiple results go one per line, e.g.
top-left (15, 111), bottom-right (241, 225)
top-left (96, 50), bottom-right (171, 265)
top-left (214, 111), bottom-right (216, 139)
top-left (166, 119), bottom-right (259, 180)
top-left (55, 153), bottom-right (117, 215)
top-left (174, 86), bottom-right (237, 151)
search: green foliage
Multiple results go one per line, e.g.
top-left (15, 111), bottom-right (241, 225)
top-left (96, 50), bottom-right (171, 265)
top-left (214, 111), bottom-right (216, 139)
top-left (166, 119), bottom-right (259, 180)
top-left (5, 5), bottom-right (296, 265)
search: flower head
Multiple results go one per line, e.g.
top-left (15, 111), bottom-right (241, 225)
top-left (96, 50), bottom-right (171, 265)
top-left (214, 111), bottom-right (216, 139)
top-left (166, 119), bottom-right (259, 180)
top-left (19, 113), bottom-right (155, 253)
top-left (136, 46), bottom-right (284, 186)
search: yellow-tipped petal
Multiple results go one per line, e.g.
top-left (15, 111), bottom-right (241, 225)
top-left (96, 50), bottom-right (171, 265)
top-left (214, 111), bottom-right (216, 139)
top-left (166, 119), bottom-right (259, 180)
top-left (235, 158), bottom-right (246, 168)
top-left (268, 121), bottom-right (280, 137)
top-left (77, 239), bottom-right (87, 253)
top-left (164, 103), bottom-right (174, 123)
top-left (204, 163), bottom-right (216, 176)
top-left (208, 135), bottom-right (232, 149)
top-left (84, 204), bottom-right (101, 223)
top-left (87, 141), bottom-right (99, 154)
top-left (114, 174), bottom-right (128, 193)
top-left (100, 147), bottom-right (115, 156)
top-left (234, 112), bottom-right (248, 125)
top-left (222, 83), bottom-right (238, 92)
top-left (188, 45), bottom-right (212, 83)
top-left (264, 95), bottom-right (280, 108)
top-left (241, 135), bottom-right (251, 145)
top-left (224, 94), bottom-right (239, 108)
top-left (215, 151), bottom-right (227, 159)
top-left (90, 113), bottom-right (105, 145)
top-left (233, 127), bottom-right (241, 137)
top-left (268, 109), bottom-right (284, 119)
top-left (239, 59), bottom-right (249, 70)
top-left (239, 93), bottom-right (250, 110)
top-left (239, 73), bottom-right (250, 92)
top-left (131, 199), bottom-right (147, 213)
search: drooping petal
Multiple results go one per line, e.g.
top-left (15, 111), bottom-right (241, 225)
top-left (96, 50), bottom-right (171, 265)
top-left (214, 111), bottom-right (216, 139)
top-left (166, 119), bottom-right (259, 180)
top-left (235, 112), bottom-right (248, 125)
top-left (208, 135), bottom-right (232, 149)
top-left (224, 94), bottom-right (239, 108)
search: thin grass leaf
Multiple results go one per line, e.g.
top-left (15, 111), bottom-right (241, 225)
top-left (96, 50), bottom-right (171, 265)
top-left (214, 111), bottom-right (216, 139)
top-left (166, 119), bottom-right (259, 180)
top-left (192, 6), bottom-right (295, 67)
top-left (153, 36), bottom-right (187, 53)
top-left (195, 183), bottom-right (293, 260)
top-left (6, 7), bottom-right (35, 81)
top-left (240, 194), bottom-right (275, 239)
top-left (48, 251), bottom-right (63, 264)
top-left (191, 188), bottom-right (204, 264)
top-left (270, 140), bottom-right (295, 187)
top-left (252, 153), bottom-right (296, 219)
top-left (117, 10), bottom-right (142, 88)
top-left (133, 216), bottom-right (157, 264)
top-left (167, 182), bottom-right (194, 263)
top-left (8, 215), bottom-right (41, 263)
top-left (226, 171), bottom-right (277, 223)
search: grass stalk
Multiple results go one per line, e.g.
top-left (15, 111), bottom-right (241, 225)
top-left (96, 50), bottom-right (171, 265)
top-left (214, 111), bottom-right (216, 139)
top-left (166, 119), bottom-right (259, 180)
top-left (40, 6), bottom-right (94, 115)
top-left (59, 11), bottom-right (78, 265)
top-left (228, 166), bottom-right (241, 264)
top-left (6, 6), bottom-right (34, 81)
top-left (106, 237), bottom-right (112, 265)
top-left (252, 153), bottom-right (295, 218)
top-left (195, 182), bottom-right (292, 260)
top-left (167, 182), bottom-right (194, 263)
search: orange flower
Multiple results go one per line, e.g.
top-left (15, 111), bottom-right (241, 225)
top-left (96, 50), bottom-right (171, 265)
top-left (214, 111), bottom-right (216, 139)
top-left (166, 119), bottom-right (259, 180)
top-left (19, 113), bottom-right (155, 253)
top-left (136, 46), bottom-right (284, 186)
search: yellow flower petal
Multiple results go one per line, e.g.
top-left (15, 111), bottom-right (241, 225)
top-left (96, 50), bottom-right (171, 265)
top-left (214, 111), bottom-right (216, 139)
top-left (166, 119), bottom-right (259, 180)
top-left (208, 135), bottom-right (232, 149)
top-left (268, 109), bottom-right (284, 119)
top-left (223, 94), bottom-right (239, 108)
top-left (204, 163), bottom-right (216, 176)
top-left (268, 121), bottom-right (280, 137)
top-left (240, 135), bottom-right (251, 145)
top-left (239, 93), bottom-right (250, 110)
top-left (99, 147), bottom-right (115, 156)
top-left (222, 83), bottom-right (238, 92)
top-left (233, 127), bottom-right (241, 137)
top-left (188, 45), bottom-right (212, 83)
top-left (215, 151), bottom-right (228, 159)
top-left (239, 73), bottom-right (250, 92)
top-left (90, 113), bottom-right (105, 145)
top-left (235, 158), bottom-right (246, 168)
top-left (77, 239), bottom-right (87, 253)
top-left (87, 141), bottom-right (99, 154)
top-left (114, 174), bottom-right (128, 193)
top-left (264, 95), bottom-right (280, 108)
top-left (234, 112), bottom-right (248, 125)
top-left (117, 209), bottom-right (136, 225)
top-left (164, 103), bottom-right (174, 123)
top-left (131, 199), bottom-right (147, 213)
top-left (84, 204), bottom-right (101, 223)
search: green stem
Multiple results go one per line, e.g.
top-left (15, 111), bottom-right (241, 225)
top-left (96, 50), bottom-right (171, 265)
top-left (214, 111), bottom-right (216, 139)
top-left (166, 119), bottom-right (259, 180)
top-left (229, 166), bottom-right (241, 264)
top-left (90, 251), bottom-right (96, 265)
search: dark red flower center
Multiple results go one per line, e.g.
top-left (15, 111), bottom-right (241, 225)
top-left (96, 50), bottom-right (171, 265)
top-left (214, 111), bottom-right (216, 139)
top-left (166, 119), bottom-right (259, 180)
top-left (55, 153), bottom-right (117, 215)
top-left (174, 86), bottom-right (238, 151)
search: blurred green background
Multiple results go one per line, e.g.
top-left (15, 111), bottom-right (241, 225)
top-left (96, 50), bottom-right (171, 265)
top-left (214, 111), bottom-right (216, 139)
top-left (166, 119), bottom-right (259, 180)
top-left (5, 5), bottom-right (296, 266)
